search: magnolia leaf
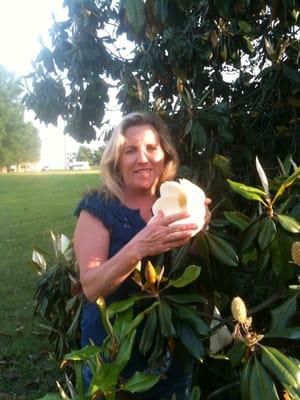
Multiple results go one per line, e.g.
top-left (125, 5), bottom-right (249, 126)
top-left (32, 250), bottom-right (47, 271)
top-left (64, 345), bottom-right (103, 361)
top-left (158, 300), bottom-right (175, 337)
top-left (242, 221), bottom-right (261, 251)
top-left (125, 0), bottom-right (145, 33)
top-left (269, 296), bottom-right (297, 331)
top-left (276, 214), bottom-right (300, 233)
top-left (224, 211), bottom-right (252, 230)
top-left (188, 386), bottom-right (201, 400)
top-left (116, 330), bottom-right (136, 370)
top-left (125, 302), bottom-right (158, 336)
top-left (261, 346), bottom-right (300, 388)
top-left (90, 363), bottom-right (122, 395)
top-left (113, 308), bottom-right (133, 342)
top-left (227, 180), bottom-right (267, 204)
top-left (270, 231), bottom-right (294, 280)
top-left (240, 358), bottom-right (253, 400)
top-left (265, 327), bottom-right (300, 340)
top-left (139, 309), bottom-right (157, 355)
top-left (227, 342), bottom-right (247, 368)
top-left (176, 305), bottom-right (210, 336)
top-left (180, 323), bottom-right (204, 360)
top-left (272, 166), bottom-right (300, 204)
top-left (60, 234), bottom-right (71, 254)
top-left (122, 371), bottom-right (160, 393)
top-left (256, 156), bottom-right (270, 197)
top-left (205, 233), bottom-right (238, 267)
top-left (249, 357), bottom-right (279, 400)
top-left (164, 293), bottom-right (206, 304)
top-left (108, 295), bottom-right (141, 316)
top-left (165, 265), bottom-right (201, 289)
top-left (258, 218), bottom-right (276, 250)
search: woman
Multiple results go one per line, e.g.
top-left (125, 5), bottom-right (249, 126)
top-left (74, 112), bottom-right (210, 398)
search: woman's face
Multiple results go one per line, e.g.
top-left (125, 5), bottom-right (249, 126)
top-left (118, 124), bottom-right (166, 195)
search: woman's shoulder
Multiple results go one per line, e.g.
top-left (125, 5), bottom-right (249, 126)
top-left (74, 189), bottom-right (118, 218)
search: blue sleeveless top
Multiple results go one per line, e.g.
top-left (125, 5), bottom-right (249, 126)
top-left (75, 190), bottom-right (147, 347)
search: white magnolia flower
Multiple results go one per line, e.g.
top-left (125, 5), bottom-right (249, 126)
top-left (152, 178), bottom-right (206, 236)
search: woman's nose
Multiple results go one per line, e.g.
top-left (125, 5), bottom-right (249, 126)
top-left (137, 150), bottom-right (148, 162)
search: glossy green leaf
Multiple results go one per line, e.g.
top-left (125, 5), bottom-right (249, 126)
top-left (125, 0), bottom-right (145, 33)
top-left (224, 211), bottom-right (252, 230)
top-left (139, 309), bottom-right (157, 355)
top-left (180, 323), bottom-right (204, 360)
top-left (270, 231), bottom-right (294, 280)
top-left (164, 293), bottom-right (206, 305)
top-left (165, 265), bottom-right (201, 289)
top-left (272, 166), bottom-right (300, 204)
top-left (125, 302), bottom-right (158, 336)
top-left (258, 218), bottom-right (276, 250)
top-left (90, 363), bottom-right (122, 395)
top-left (242, 221), bottom-right (261, 251)
top-left (122, 371), bottom-right (160, 393)
top-left (249, 357), bottom-right (279, 400)
top-left (158, 300), bottom-right (174, 337)
top-left (187, 386), bottom-right (201, 400)
top-left (265, 327), bottom-right (300, 340)
top-left (261, 346), bottom-right (300, 388)
top-left (276, 214), bottom-right (300, 233)
top-left (116, 330), bottom-right (136, 370)
top-left (113, 308), bottom-right (133, 342)
top-left (65, 345), bottom-right (103, 361)
top-left (190, 120), bottom-right (207, 149)
top-left (227, 180), bottom-right (267, 203)
top-left (176, 305), bottom-right (210, 336)
top-left (108, 295), bottom-right (141, 316)
top-left (240, 358), bottom-right (253, 400)
top-left (226, 341), bottom-right (247, 368)
top-left (205, 233), bottom-right (238, 267)
top-left (270, 296), bottom-right (297, 331)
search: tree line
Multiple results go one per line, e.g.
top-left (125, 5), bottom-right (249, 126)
top-left (0, 65), bottom-right (40, 170)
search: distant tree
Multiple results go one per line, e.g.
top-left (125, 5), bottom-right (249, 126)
top-left (0, 65), bottom-right (40, 168)
top-left (76, 145), bottom-right (94, 165)
top-left (92, 146), bottom-right (105, 166)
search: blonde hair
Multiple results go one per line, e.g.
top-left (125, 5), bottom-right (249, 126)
top-left (100, 112), bottom-right (179, 201)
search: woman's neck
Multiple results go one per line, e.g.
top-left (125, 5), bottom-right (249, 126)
top-left (123, 190), bottom-right (156, 222)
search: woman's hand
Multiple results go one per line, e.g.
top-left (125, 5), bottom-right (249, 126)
top-left (204, 197), bottom-right (212, 228)
top-left (133, 211), bottom-right (199, 258)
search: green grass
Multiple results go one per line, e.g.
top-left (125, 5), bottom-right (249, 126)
top-left (0, 170), bottom-right (100, 398)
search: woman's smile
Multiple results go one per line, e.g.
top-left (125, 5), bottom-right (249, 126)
top-left (119, 124), bottom-right (166, 194)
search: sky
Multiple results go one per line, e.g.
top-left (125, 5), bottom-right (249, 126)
top-left (0, 1), bottom-right (121, 168)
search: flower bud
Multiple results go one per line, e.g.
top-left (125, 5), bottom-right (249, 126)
top-left (145, 260), bottom-right (157, 285)
top-left (231, 296), bottom-right (248, 324)
top-left (291, 241), bottom-right (300, 266)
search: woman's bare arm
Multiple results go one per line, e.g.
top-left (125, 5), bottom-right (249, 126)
top-left (74, 210), bottom-right (198, 301)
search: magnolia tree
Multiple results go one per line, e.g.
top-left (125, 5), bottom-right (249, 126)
top-left (27, 1), bottom-right (300, 399)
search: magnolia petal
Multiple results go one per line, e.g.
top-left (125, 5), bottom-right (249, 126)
top-left (160, 181), bottom-right (185, 197)
top-left (179, 178), bottom-right (206, 201)
top-left (152, 195), bottom-right (184, 216)
top-left (179, 179), bottom-right (206, 230)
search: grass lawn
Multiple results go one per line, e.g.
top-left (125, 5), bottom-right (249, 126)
top-left (0, 170), bottom-right (100, 398)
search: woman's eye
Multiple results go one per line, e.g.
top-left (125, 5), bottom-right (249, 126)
top-left (147, 145), bottom-right (157, 152)
top-left (124, 147), bottom-right (135, 154)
